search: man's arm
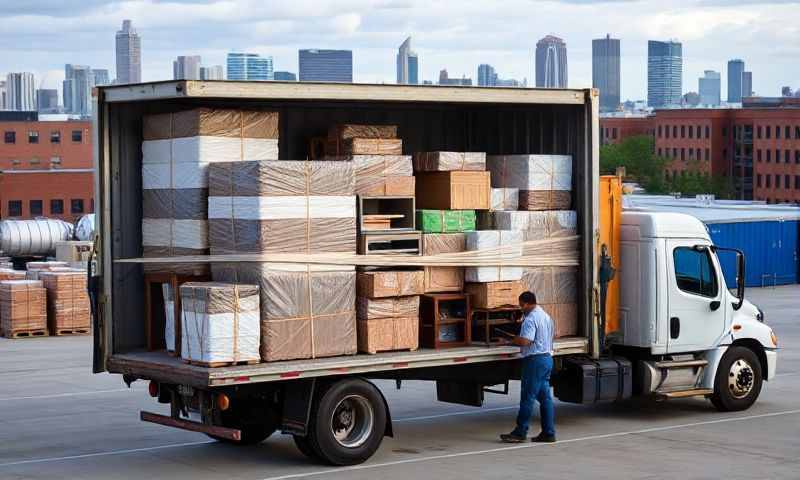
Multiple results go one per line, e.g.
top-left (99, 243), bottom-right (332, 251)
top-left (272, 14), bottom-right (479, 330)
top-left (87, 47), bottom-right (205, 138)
top-left (511, 335), bottom-right (532, 346)
top-left (512, 313), bottom-right (536, 347)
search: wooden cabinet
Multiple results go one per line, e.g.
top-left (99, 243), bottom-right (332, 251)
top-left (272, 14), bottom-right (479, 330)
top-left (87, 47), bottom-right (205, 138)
top-left (144, 272), bottom-right (210, 353)
top-left (419, 293), bottom-right (471, 349)
top-left (471, 306), bottom-right (522, 346)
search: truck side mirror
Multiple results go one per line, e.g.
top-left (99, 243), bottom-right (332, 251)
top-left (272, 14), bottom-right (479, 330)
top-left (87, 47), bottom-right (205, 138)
top-left (710, 245), bottom-right (746, 311)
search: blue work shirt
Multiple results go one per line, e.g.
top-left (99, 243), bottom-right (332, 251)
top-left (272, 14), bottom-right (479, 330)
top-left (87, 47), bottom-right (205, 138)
top-left (519, 305), bottom-right (554, 357)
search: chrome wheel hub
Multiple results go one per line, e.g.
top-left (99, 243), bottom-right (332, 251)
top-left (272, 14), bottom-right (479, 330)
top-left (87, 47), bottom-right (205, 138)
top-left (331, 394), bottom-right (374, 448)
top-left (728, 359), bottom-right (755, 399)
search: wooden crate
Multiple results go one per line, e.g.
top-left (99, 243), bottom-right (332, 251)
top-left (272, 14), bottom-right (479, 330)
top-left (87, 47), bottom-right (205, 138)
top-left (464, 281), bottom-right (526, 309)
top-left (0, 280), bottom-right (47, 338)
top-left (358, 196), bottom-right (415, 232)
top-left (419, 293), bottom-right (471, 349)
top-left (144, 272), bottom-right (211, 353)
top-left (357, 270), bottom-right (424, 298)
top-left (357, 231), bottom-right (422, 255)
top-left (357, 316), bottom-right (419, 354)
top-left (414, 171), bottom-right (491, 210)
top-left (39, 271), bottom-right (91, 336)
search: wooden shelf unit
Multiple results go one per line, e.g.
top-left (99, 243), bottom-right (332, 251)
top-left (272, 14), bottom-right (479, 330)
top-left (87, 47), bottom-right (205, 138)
top-left (419, 293), bottom-right (471, 349)
top-left (471, 306), bottom-right (523, 346)
top-left (144, 271), bottom-right (210, 353)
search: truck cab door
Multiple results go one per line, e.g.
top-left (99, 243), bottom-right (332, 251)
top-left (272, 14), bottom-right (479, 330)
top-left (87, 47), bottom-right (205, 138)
top-left (666, 241), bottom-right (727, 353)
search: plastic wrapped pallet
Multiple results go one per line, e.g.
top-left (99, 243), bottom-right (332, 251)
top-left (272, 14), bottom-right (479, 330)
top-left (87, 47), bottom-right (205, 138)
top-left (358, 317), bottom-right (419, 354)
top-left (464, 230), bottom-right (523, 282)
top-left (25, 261), bottom-right (69, 280)
top-left (207, 161), bottom-right (356, 255)
top-left (142, 108), bottom-right (279, 272)
top-left (357, 270), bottom-right (424, 298)
top-left (416, 210), bottom-right (476, 233)
top-left (212, 263), bottom-right (356, 362)
top-left (546, 303), bottom-right (578, 338)
top-left (326, 155), bottom-right (414, 196)
top-left (163, 283), bottom-right (176, 353)
top-left (0, 262), bottom-right (12, 270)
top-left (328, 124), bottom-right (398, 141)
top-left (521, 266), bottom-right (577, 304)
top-left (0, 280), bottom-right (47, 337)
top-left (327, 138), bottom-right (402, 156)
top-left (413, 152), bottom-right (486, 171)
top-left (421, 233), bottom-right (465, 293)
top-left (357, 296), bottom-right (420, 320)
top-left (486, 155), bottom-right (572, 210)
top-left (0, 269), bottom-right (26, 281)
top-left (489, 210), bottom-right (577, 240)
top-left (179, 282), bottom-right (261, 366)
top-left (491, 188), bottom-right (519, 211)
top-left (39, 271), bottom-right (91, 335)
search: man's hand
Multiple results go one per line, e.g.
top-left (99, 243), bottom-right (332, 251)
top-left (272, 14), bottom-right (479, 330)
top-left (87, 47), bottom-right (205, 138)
top-left (510, 335), bottom-right (533, 347)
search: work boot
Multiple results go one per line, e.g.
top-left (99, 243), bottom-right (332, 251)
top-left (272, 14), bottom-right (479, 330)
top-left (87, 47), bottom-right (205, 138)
top-left (499, 431), bottom-right (526, 443)
top-left (531, 432), bottom-right (556, 443)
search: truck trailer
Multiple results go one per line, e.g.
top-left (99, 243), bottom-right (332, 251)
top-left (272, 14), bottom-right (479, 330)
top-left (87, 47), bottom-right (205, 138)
top-left (90, 81), bottom-right (778, 466)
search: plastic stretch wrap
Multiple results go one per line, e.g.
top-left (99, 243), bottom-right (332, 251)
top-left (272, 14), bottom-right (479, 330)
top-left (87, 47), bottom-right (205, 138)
top-left (327, 138), bottom-right (403, 156)
top-left (208, 161), bottom-right (356, 255)
top-left (163, 283), bottom-right (176, 352)
top-left (488, 211), bottom-right (577, 240)
top-left (416, 210), bottom-right (476, 233)
top-left (413, 152), bottom-right (486, 171)
top-left (421, 233), bottom-right (465, 293)
top-left (547, 303), bottom-right (578, 338)
top-left (357, 270), bottom-right (424, 298)
top-left (491, 188), bottom-right (519, 211)
top-left (39, 271), bottom-right (90, 333)
top-left (357, 296), bottom-right (420, 320)
top-left (0, 269), bottom-right (26, 281)
top-left (143, 109), bottom-right (279, 140)
top-left (325, 155), bottom-right (413, 196)
top-left (142, 219), bottom-right (208, 250)
top-left (143, 189), bottom-right (208, 220)
top-left (464, 230), bottom-right (524, 282)
top-left (0, 219), bottom-right (74, 256)
top-left (521, 266), bottom-right (578, 304)
top-left (74, 214), bottom-right (95, 241)
top-left (328, 124), bottom-right (398, 141)
top-left (486, 155), bottom-right (572, 190)
top-left (0, 280), bottom-right (47, 334)
top-left (211, 263), bottom-right (356, 362)
top-left (180, 282), bottom-right (261, 365)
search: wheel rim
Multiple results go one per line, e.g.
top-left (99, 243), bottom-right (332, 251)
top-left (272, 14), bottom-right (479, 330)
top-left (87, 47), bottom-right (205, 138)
top-left (728, 358), bottom-right (755, 399)
top-left (330, 394), bottom-right (374, 448)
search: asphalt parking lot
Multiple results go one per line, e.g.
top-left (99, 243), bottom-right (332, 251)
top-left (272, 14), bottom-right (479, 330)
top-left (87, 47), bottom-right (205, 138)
top-left (0, 285), bottom-right (797, 480)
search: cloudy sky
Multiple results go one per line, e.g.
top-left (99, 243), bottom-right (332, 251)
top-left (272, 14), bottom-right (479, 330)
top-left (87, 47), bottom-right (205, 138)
top-left (2, 0), bottom-right (799, 102)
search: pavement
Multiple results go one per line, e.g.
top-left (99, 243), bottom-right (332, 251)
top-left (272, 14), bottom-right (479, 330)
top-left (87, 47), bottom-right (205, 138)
top-left (0, 285), bottom-right (798, 480)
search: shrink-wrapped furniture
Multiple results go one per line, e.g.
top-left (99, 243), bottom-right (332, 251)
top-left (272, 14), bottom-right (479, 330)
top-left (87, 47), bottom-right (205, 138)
top-left (491, 188), bottom-right (519, 211)
top-left (486, 155), bottom-right (572, 210)
top-left (357, 270), bottom-right (424, 298)
top-left (412, 152), bottom-right (486, 172)
top-left (464, 230), bottom-right (524, 282)
top-left (420, 233), bottom-right (465, 293)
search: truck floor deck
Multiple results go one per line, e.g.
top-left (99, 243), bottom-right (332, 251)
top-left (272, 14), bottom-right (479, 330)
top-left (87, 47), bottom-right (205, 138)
top-left (108, 337), bottom-right (588, 388)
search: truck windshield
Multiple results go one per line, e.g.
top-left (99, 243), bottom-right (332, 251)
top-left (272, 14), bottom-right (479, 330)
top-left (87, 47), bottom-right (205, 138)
top-left (673, 247), bottom-right (719, 298)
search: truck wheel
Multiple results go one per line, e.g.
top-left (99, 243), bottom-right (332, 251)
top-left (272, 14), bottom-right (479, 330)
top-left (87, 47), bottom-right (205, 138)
top-left (710, 346), bottom-right (763, 412)
top-left (207, 399), bottom-right (278, 445)
top-left (306, 378), bottom-right (386, 466)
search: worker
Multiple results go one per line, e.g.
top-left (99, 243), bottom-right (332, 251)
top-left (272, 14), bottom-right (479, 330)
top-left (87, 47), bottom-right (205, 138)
top-left (500, 291), bottom-right (556, 443)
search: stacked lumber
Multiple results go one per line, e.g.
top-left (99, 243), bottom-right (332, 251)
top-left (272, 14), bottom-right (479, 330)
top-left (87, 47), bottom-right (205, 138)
top-left (487, 155), bottom-right (572, 210)
top-left (356, 270), bottom-right (423, 354)
top-left (39, 271), bottom-right (91, 335)
top-left (0, 280), bottom-right (47, 338)
top-left (420, 233), bottom-right (465, 293)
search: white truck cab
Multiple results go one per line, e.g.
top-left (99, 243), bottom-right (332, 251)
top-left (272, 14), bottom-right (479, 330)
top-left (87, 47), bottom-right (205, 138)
top-left (617, 211), bottom-right (778, 410)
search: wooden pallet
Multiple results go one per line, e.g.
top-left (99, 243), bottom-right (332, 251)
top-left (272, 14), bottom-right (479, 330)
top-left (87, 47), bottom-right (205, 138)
top-left (361, 347), bottom-right (418, 355)
top-left (53, 328), bottom-right (91, 336)
top-left (5, 328), bottom-right (49, 339)
top-left (183, 358), bottom-right (260, 368)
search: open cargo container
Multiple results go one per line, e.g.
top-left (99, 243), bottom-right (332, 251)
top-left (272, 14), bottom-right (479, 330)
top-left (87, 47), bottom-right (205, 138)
top-left (91, 80), bottom-right (599, 464)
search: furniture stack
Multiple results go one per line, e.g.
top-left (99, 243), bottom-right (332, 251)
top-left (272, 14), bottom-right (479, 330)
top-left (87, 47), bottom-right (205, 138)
top-left (356, 270), bottom-right (423, 354)
top-left (39, 271), bottom-right (91, 335)
top-left (0, 280), bottom-right (47, 338)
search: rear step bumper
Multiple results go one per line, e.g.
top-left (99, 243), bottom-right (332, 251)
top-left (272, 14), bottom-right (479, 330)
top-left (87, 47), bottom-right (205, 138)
top-left (140, 411), bottom-right (241, 441)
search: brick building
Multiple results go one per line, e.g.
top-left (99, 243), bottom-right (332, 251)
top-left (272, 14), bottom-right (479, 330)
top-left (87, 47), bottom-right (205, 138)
top-left (0, 120), bottom-right (94, 221)
top-left (600, 116), bottom-right (654, 145)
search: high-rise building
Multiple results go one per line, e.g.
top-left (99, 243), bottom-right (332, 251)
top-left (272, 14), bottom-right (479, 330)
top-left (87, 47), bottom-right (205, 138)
top-left (63, 64), bottom-right (94, 116)
top-left (592, 34), bottom-right (621, 112)
top-left (0, 81), bottom-right (6, 110)
top-left (6, 72), bottom-right (36, 111)
top-left (396, 37), bottom-right (419, 85)
top-left (226, 53), bottom-right (273, 81)
top-left (173, 55), bottom-right (201, 80)
top-left (438, 69), bottom-right (472, 86)
top-left (36, 89), bottom-right (59, 113)
top-left (535, 35), bottom-right (568, 88)
top-left (698, 70), bottom-right (721, 106)
top-left (477, 64), bottom-right (497, 87)
top-left (727, 59), bottom-right (745, 103)
top-left (92, 69), bottom-right (110, 86)
top-left (274, 71), bottom-right (297, 81)
top-left (115, 20), bottom-right (141, 84)
top-left (298, 49), bottom-right (352, 82)
top-left (647, 40), bottom-right (682, 108)
top-left (781, 86), bottom-right (793, 97)
top-left (199, 65), bottom-right (224, 80)
top-left (742, 71), bottom-right (753, 98)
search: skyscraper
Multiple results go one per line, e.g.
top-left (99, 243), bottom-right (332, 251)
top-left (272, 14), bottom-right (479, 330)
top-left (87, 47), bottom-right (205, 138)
top-left (396, 37), bottom-right (419, 85)
top-left (742, 71), bottom-right (753, 98)
top-left (63, 64), bottom-right (94, 116)
top-left (274, 71), bottom-right (297, 81)
top-left (477, 64), bottom-right (497, 87)
top-left (592, 34), bottom-right (621, 112)
top-left (200, 65), bottom-right (224, 80)
top-left (92, 69), bottom-right (110, 86)
top-left (115, 20), bottom-right (141, 84)
top-left (727, 59), bottom-right (745, 103)
top-left (698, 70), bottom-right (721, 106)
top-left (226, 53), bottom-right (273, 81)
top-left (535, 35), bottom-right (568, 88)
top-left (0, 81), bottom-right (6, 110)
top-left (6, 72), bottom-right (36, 111)
top-left (438, 69), bottom-right (472, 86)
top-left (173, 55), bottom-right (201, 80)
top-left (647, 40), bottom-right (682, 108)
top-left (36, 89), bottom-right (59, 113)
top-left (298, 49), bottom-right (353, 82)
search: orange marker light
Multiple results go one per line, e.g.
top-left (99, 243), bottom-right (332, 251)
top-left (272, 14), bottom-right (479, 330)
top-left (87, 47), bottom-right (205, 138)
top-left (771, 331), bottom-right (778, 347)
top-left (217, 393), bottom-right (230, 411)
top-left (732, 324), bottom-right (742, 331)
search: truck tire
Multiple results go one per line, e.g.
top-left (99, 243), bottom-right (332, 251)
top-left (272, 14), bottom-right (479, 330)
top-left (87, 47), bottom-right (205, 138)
top-left (207, 399), bottom-right (279, 445)
top-left (710, 346), bottom-right (763, 412)
top-left (293, 434), bottom-right (321, 460)
top-left (306, 378), bottom-right (387, 466)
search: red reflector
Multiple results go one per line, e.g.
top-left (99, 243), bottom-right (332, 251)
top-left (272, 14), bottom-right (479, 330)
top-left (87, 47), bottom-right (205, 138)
top-left (501, 353), bottom-right (514, 358)
top-left (233, 376), bottom-right (251, 382)
top-left (453, 357), bottom-right (468, 363)
top-left (280, 371), bottom-right (301, 379)
top-left (392, 362), bottom-right (409, 368)
top-left (148, 381), bottom-right (158, 397)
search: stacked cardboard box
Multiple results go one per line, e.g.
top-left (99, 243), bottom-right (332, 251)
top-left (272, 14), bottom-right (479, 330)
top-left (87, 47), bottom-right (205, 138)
top-left (25, 261), bottom-right (70, 280)
top-left (0, 280), bottom-right (47, 337)
top-left (465, 280), bottom-right (526, 309)
top-left (356, 270), bottom-right (422, 354)
top-left (421, 233), bottom-right (465, 293)
top-left (417, 210), bottom-right (476, 233)
top-left (523, 266), bottom-right (578, 337)
top-left (487, 155), bottom-right (572, 210)
top-left (38, 271), bottom-right (91, 335)
top-left (491, 188), bottom-right (519, 211)
top-left (0, 269), bottom-right (26, 281)
top-left (55, 241), bottom-right (93, 263)
top-left (179, 282), bottom-right (261, 366)
top-left (414, 171), bottom-right (491, 210)
top-left (480, 210), bottom-right (577, 239)
top-left (464, 230), bottom-right (523, 282)
top-left (141, 108), bottom-right (279, 272)
top-left (412, 152), bottom-right (486, 172)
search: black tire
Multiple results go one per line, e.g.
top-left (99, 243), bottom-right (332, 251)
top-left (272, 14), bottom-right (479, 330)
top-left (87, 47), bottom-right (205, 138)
top-left (710, 346), bottom-right (763, 412)
top-left (306, 378), bottom-right (387, 466)
top-left (207, 398), bottom-right (278, 445)
top-left (293, 434), bottom-right (321, 461)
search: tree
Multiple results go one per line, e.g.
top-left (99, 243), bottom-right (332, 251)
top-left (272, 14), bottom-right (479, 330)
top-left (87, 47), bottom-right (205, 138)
top-left (600, 135), bottom-right (669, 193)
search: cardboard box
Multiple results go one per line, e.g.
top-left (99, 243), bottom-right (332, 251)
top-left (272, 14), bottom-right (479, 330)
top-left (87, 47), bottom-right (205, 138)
top-left (521, 266), bottom-right (578, 304)
top-left (519, 190), bottom-right (572, 211)
top-left (464, 230), bottom-right (524, 282)
top-left (357, 316), bottom-right (419, 354)
top-left (465, 281), bottom-right (526, 309)
top-left (328, 124), bottom-right (398, 141)
top-left (327, 138), bottom-right (403, 156)
top-left (421, 233), bottom-right (465, 293)
top-left (39, 271), bottom-right (91, 334)
top-left (486, 154), bottom-right (572, 191)
top-left (55, 241), bottom-right (93, 263)
top-left (412, 152), bottom-right (486, 171)
top-left (416, 210), bottom-right (476, 233)
top-left (328, 155), bottom-right (414, 196)
top-left (0, 280), bottom-right (47, 335)
top-left (0, 269), bottom-right (26, 281)
top-left (357, 296), bottom-right (420, 320)
top-left (491, 188), bottom-right (519, 211)
top-left (546, 303), bottom-right (578, 338)
top-left (415, 171), bottom-right (491, 210)
top-left (357, 270), bottom-right (424, 298)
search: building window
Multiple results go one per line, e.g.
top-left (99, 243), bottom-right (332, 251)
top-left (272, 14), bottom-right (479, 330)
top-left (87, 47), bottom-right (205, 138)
top-left (658, 148), bottom-right (662, 156)
top-left (776, 125), bottom-right (781, 139)
top-left (796, 150), bottom-right (800, 164)
top-left (681, 125), bottom-right (685, 138)
top-left (51, 156), bottom-right (62, 167)
top-left (50, 199), bottom-right (64, 215)
top-left (697, 125), bottom-right (702, 138)
top-left (766, 125), bottom-right (771, 139)
top-left (8, 200), bottom-right (22, 217)
top-left (706, 126), bottom-right (710, 138)
top-left (673, 148), bottom-right (678, 158)
top-left (723, 148), bottom-right (727, 160)
top-left (766, 175), bottom-right (772, 188)
top-left (785, 175), bottom-right (791, 189)
top-left (757, 125), bottom-right (762, 139)
top-left (757, 150), bottom-right (762, 162)
top-left (665, 125), bottom-right (670, 138)
top-left (71, 199), bottom-right (84, 214)
top-left (775, 175), bottom-right (781, 188)
top-left (786, 150), bottom-right (791, 164)
top-left (688, 125), bottom-right (693, 139)
top-left (673, 126), bottom-right (678, 138)
top-left (722, 127), bottom-right (727, 137)
top-left (681, 148), bottom-right (686, 161)
top-left (786, 126), bottom-right (791, 139)
top-left (757, 174), bottom-right (762, 188)
top-left (796, 126), bottom-right (800, 139)
top-left (695, 148), bottom-right (700, 160)
top-left (4, 131), bottom-right (15, 144)
top-left (705, 148), bottom-right (710, 161)
top-left (29, 200), bottom-right (43, 216)
top-left (658, 125), bottom-right (662, 138)
top-left (30, 157), bottom-right (41, 166)
top-left (689, 148), bottom-right (694, 159)
top-left (71, 130), bottom-right (83, 142)
top-left (776, 149), bottom-right (780, 164)
top-left (28, 131), bottom-right (39, 144)
top-left (795, 176), bottom-right (800, 189)
top-left (50, 131), bottom-right (60, 144)
top-left (767, 150), bottom-right (771, 162)
top-left (612, 128), bottom-right (618, 139)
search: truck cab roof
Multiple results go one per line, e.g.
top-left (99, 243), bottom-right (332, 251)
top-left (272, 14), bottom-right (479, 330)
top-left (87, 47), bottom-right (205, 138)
top-left (621, 211), bottom-right (710, 241)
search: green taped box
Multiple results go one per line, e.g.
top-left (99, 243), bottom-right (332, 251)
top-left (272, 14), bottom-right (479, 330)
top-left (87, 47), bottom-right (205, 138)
top-left (416, 210), bottom-right (476, 233)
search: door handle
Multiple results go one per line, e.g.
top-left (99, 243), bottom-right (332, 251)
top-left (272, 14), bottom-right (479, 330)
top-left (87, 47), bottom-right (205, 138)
top-left (670, 317), bottom-right (680, 339)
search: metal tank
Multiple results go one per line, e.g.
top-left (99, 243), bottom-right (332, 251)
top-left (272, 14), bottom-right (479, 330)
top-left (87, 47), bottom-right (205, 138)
top-left (0, 219), bottom-right (74, 256)
top-left (75, 214), bottom-right (96, 242)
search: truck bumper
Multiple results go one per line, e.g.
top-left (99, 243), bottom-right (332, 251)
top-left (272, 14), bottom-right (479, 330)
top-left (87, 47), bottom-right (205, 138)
top-left (765, 349), bottom-right (777, 381)
top-left (140, 411), bottom-right (241, 441)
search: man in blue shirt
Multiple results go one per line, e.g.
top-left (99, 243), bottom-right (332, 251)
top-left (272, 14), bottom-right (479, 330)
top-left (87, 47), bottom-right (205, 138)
top-left (500, 291), bottom-right (556, 443)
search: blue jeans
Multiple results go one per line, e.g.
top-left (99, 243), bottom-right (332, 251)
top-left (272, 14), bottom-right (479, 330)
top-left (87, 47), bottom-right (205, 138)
top-left (513, 353), bottom-right (555, 437)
